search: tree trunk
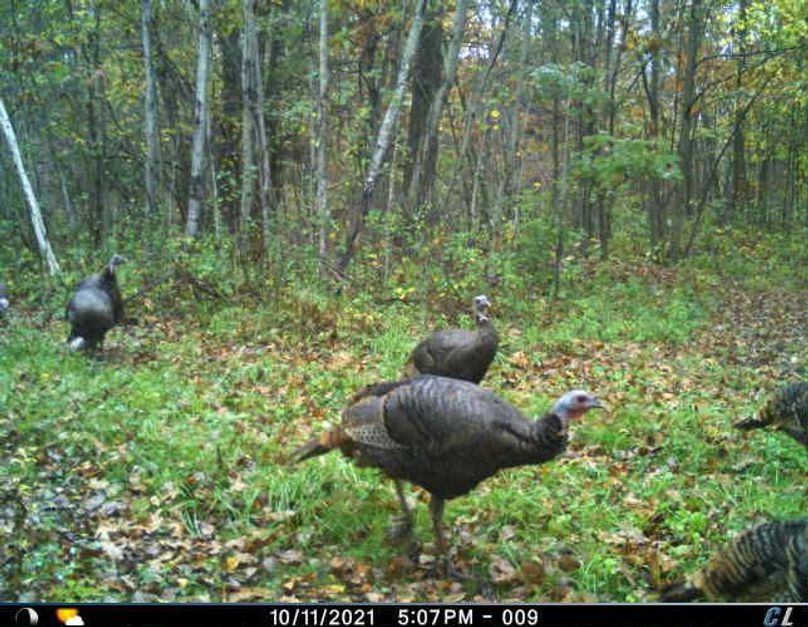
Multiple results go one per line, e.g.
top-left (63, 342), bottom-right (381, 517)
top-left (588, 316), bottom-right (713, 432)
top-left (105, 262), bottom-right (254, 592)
top-left (238, 0), bottom-right (272, 265)
top-left (185, 0), bottom-right (213, 238)
top-left (336, 0), bottom-right (428, 278)
top-left (645, 0), bottom-right (665, 250)
top-left (404, 1), bottom-right (444, 216)
top-left (0, 98), bottom-right (61, 275)
top-left (491, 0), bottom-right (531, 251)
top-left (407, 0), bottom-right (469, 223)
top-left (239, 0), bottom-right (258, 261)
top-left (316, 0), bottom-right (330, 269)
top-left (142, 0), bottom-right (160, 217)
top-left (726, 0), bottom-right (749, 224)
top-left (253, 13), bottom-right (272, 265)
top-left (219, 27), bottom-right (242, 233)
top-left (87, 5), bottom-right (105, 246)
top-left (674, 0), bottom-right (706, 257)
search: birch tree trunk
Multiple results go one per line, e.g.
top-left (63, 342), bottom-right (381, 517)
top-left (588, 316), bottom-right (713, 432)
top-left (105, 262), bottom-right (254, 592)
top-left (316, 0), bottom-right (330, 269)
top-left (185, 0), bottom-right (212, 237)
top-left (336, 0), bottom-right (428, 278)
top-left (406, 0), bottom-right (468, 215)
top-left (0, 98), bottom-right (61, 275)
top-left (239, 0), bottom-right (258, 260)
top-left (142, 0), bottom-right (160, 217)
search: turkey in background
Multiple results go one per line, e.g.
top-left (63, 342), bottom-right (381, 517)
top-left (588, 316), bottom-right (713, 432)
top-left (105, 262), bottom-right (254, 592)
top-left (661, 518), bottom-right (808, 602)
top-left (735, 382), bottom-right (808, 448)
top-left (292, 375), bottom-right (604, 577)
top-left (66, 254), bottom-right (126, 351)
top-left (404, 294), bottom-right (499, 384)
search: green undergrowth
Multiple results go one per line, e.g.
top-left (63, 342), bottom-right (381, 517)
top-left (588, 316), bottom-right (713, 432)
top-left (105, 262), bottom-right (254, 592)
top-left (1, 232), bottom-right (807, 602)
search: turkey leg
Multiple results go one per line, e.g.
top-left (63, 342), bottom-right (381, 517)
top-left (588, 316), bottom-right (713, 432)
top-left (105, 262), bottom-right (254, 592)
top-left (389, 480), bottom-right (415, 541)
top-left (429, 495), bottom-right (463, 579)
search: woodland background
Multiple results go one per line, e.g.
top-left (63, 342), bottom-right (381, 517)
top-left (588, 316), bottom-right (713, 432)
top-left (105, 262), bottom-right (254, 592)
top-left (1, 0), bottom-right (807, 603)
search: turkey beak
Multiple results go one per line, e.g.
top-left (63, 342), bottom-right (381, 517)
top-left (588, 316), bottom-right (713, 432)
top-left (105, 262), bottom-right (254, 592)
top-left (591, 398), bottom-right (607, 413)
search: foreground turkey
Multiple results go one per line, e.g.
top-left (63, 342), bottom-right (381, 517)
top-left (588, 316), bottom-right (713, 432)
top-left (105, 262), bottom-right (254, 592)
top-left (661, 519), bottom-right (808, 602)
top-left (735, 382), bottom-right (808, 448)
top-left (0, 282), bottom-right (8, 314)
top-left (292, 375), bottom-right (604, 575)
top-left (66, 254), bottom-right (126, 351)
top-left (404, 295), bottom-right (498, 384)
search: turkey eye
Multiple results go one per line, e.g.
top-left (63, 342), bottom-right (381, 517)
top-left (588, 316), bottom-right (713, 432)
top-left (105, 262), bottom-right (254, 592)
top-left (576, 395), bottom-right (587, 403)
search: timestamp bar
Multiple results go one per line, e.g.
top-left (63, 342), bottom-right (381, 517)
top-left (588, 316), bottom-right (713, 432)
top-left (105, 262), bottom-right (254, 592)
top-left (1, 602), bottom-right (806, 626)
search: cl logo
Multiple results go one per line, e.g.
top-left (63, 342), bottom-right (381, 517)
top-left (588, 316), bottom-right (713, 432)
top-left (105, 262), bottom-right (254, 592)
top-left (763, 607), bottom-right (794, 627)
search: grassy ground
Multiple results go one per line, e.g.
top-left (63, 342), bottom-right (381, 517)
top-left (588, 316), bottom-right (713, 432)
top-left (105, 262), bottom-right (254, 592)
top-left (1, 237), bottom-right (807, 602)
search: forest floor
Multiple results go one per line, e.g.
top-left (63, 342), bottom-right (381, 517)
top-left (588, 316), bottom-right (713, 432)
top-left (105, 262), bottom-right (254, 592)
top-left (1, 237), bottom-right (807, 602)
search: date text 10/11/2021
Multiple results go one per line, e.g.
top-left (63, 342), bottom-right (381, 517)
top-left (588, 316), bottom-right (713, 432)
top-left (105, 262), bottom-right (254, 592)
top-left (266, 607), bottom-right (540, 627)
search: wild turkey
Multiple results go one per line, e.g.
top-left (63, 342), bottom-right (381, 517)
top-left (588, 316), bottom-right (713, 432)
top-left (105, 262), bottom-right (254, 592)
top-left (660, 519), bottom-right (808, 602)
top-left (735, 382), bottom-right (808, 448)
top-left (0, 282), bottom-right (8, 314)
top-left (66, 254), bottom-right (126, 351)
top-left (404, 295), bottom-right (499, 384)
top-left (292, 375), bottom-right (604, 575)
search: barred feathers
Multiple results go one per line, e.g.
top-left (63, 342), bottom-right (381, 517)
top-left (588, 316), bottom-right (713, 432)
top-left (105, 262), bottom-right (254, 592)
top-left (662, 519), bottom-right (808, 602)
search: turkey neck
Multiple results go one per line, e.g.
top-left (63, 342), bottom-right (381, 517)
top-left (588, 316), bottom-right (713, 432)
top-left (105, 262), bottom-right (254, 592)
top-left (503, 411), bottom-right (569, 468)
top-left (475, 313), bottom-right (498, 340)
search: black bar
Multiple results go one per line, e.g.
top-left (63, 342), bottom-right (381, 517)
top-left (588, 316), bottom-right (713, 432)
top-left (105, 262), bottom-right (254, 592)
top-left (2, 603), bottom-right (807, 627)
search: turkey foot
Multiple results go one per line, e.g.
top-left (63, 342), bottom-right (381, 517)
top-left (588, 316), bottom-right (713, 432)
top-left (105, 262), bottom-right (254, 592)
top-left (435, 556), bottom-right (466, 582)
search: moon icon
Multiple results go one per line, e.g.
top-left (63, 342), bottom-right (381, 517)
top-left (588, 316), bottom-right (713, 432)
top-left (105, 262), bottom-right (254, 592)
top-left (14, 608), bottom-right (39, 626)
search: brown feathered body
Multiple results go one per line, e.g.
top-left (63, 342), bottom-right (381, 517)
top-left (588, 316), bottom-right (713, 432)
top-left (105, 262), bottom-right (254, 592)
top-left (735, 382), bottom-right (808, 448)
top-left (661, 519), bottom-right (808, 602)
top-left (294, 376), bottom-right (570, 500)
top-left (405, 302), bottom-right (499, 384)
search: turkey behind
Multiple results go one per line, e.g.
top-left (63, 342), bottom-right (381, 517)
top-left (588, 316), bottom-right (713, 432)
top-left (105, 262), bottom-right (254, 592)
top-left (292, 375), bottom-right (603, 573)
top-left (404, 295), bottom-right (499, 384)
top-left (66, 254), bottom-right (126, 351)
top-left (0, 282), bottom-right (8, 314)
top-left (660, 519), bottom-right (808, 602)
top-left (735, 382), bottom-right (808, 448)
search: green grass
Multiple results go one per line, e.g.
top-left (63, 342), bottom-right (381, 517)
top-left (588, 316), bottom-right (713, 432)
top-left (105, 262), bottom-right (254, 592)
top-left (1, 235), bottom-right (807, 602)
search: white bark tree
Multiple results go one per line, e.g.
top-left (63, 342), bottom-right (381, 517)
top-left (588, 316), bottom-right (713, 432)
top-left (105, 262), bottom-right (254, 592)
top-left (185, 0), bottom-right (212, 237)
top-left (239, 0), bottom-right (257, 259)
top-left (0, 98), bottom-right (61, 275)
top-left (142, 0), bottom-right (160, 216)
top-left (315, 0), bottom-right (330, 268)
